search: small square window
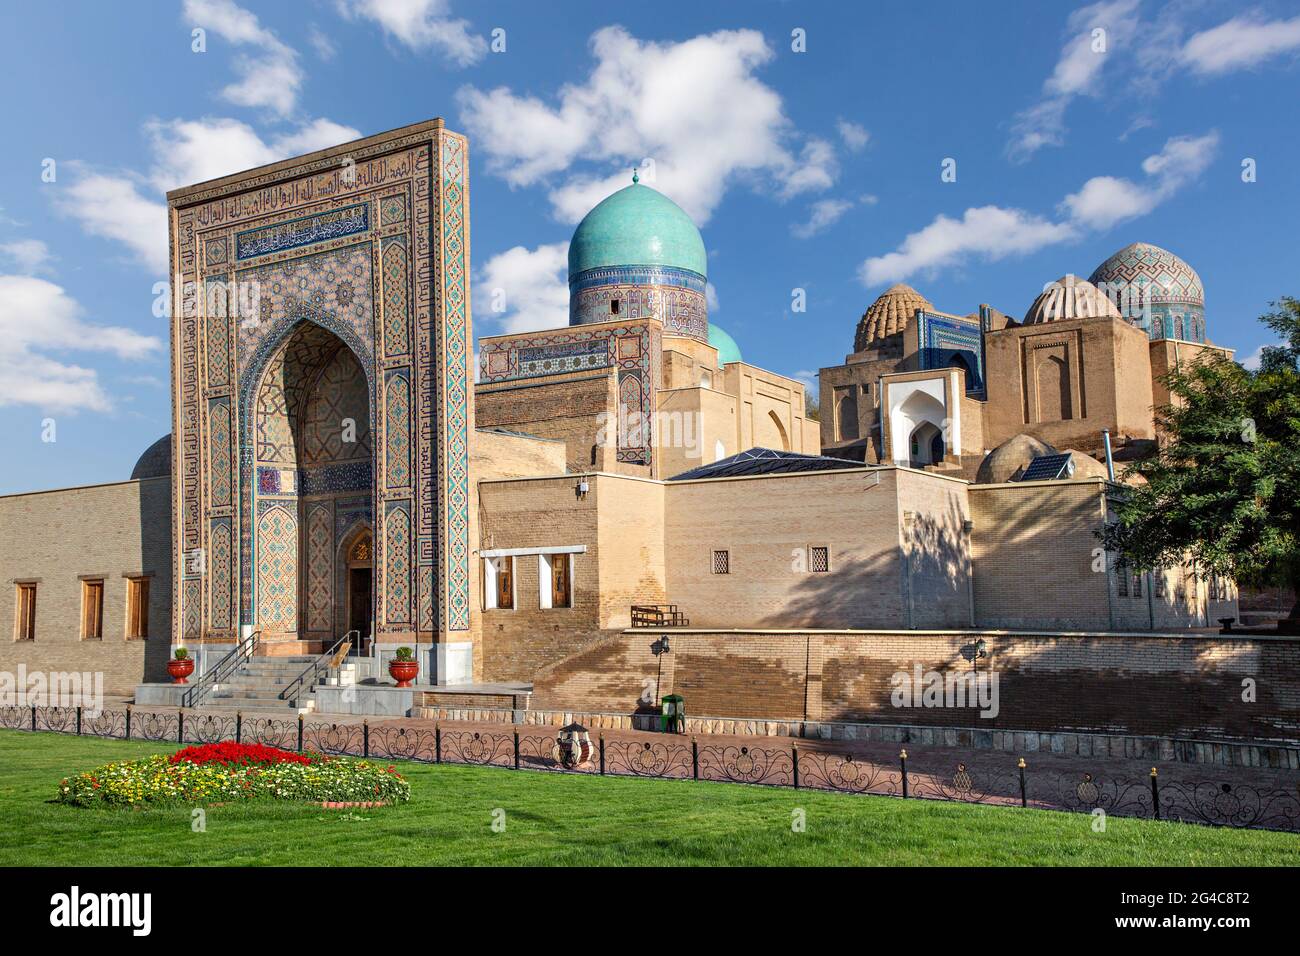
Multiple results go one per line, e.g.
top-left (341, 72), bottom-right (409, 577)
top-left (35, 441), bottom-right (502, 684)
top-left (809, 546), bottom-right (830, 573)
top-left (712, 550), bottom-right (730, 574)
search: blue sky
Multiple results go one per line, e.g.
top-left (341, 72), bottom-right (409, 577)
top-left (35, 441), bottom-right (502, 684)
top-left (1, 0), bottom-right (1298, 494)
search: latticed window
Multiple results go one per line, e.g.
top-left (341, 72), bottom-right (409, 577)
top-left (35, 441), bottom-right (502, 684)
top-left (809, 546), bottom-right (830, 573)
top-left (81, 579), bottom-right (104, 640)
top-left (14, 583), bottom-right (36, 641)
top-left (126, 577), bottom-right (150, 639)
top-left (1115, 560), bottom-right (1129, 597)
top-left (712, 550), bottom-right (730, 574)
top-left (1154, 568), bottom-right (1166, 599)
top-left (1131, 571), bottom-right (1143, 599)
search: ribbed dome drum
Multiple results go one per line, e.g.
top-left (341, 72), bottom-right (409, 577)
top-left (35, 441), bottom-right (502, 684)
top-left (854, 283), bottom-right (932, 353)
top-left (1023, 274), bottom-right (1122, 325)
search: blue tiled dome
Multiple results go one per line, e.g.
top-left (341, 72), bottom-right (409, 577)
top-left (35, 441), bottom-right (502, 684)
top-left (1088, 241), bottom-right (1207, 342)
top-left (708, 324), bottom-right (743, 366)
top-left (568, 183), bottom-right (707, 280)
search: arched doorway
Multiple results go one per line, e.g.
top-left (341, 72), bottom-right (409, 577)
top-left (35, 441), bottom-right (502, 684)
top-left (250, 321), bottom-right (373, 648)
top-left (908, 421), bottom-right (945, 467)
top-left (339, 525), bottom-right (374, 652)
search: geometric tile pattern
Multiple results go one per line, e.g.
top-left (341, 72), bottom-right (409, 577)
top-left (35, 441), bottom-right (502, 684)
top-left (255, 505), bottom-right (297, 631)
top-left (916, 311), bottom-right (985, 396)
top-left (382, 239), bottom-right (410, 357)
top-left (1088, 241), bottom-right (1207, 343)
top-left (384, 501), bottom-right (411, 625)
top-left (305, 503), bottom-right (333, 632)
top-left (384, 371), bottom-right (411, 489)
top-left (209, 518), bottom-right (233, 631)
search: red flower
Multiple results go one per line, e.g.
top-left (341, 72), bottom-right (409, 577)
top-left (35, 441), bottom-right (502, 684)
top-left (170, 742), bottom-right (314, 767)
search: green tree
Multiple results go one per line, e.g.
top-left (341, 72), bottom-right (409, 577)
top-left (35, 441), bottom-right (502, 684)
top-left (1102, 297), bottom-right (1300, 624)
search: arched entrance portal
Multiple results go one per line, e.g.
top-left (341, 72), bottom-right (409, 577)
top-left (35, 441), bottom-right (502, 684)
top-left (251, 321), bottom-right (373, 650)
top-left (908, 421), bottom-right (945, 467)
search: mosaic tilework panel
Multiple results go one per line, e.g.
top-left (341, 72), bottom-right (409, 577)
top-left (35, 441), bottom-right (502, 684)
top-left (383, 501), bottom-right (412, 626)
top-left (305, 503), bottom-right (334, 632)
top-left (236, 203), bottom-right (369, 262)
top-left (299, 461), bottom-right (372, 495)
top-left (300, 346), bottom-right (372, 465)
top-left (570, 264), bottom-right (707, 340)
top-left (381, 238), bottom-right (411, 357)
top-left (236, 243), bottom-right (376, 375)
top-left (204, 278), bottom-right (231, 388)
top-left (384, 370), bottom-right (411, 490)
top-left (516, 339), bottom-right (609, 378)
top-left (207, 399), bottom-right (233, 508)
top-left (255, 505), bottom-right (297, 631)
top-left (917, 311), bottom-right (985, 396)
top-left (437, 133), bottom-right (472, 632)
top-left (209, 518), bottom-right (233, 631)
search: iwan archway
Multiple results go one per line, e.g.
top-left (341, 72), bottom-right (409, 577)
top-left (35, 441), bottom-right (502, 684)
top-left (166, 120), bottom-right (478, 680)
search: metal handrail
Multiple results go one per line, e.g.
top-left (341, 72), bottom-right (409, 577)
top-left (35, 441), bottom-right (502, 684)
top-left (279, 631), bottom-right (357, 703)
top-left (180, 630), bottom-right (261, 708)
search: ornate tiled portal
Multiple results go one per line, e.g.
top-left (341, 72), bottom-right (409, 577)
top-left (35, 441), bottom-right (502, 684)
top-left (167, 120), bottom-right (475, 647)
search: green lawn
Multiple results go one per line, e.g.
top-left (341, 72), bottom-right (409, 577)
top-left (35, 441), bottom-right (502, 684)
top-left (1, 730), bottom-right (1296, 866)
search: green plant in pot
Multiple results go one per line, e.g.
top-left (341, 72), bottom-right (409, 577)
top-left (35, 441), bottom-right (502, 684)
top-left (388, 646), bottom-right (419, 687)
top-left (167, 645), bottom-right (195, 684)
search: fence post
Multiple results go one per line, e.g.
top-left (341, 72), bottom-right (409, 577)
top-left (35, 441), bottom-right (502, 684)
top-left (691, 737), bottom-right (699, 780)
top-left (297, 714), bottom-right (304, 753)
top-left (435, 723), bottom-right (442, 764)
top-left (178, 709), bottom-right (185, 744)
top-left (76, 706), bottom-right (82, 736)
top-left (599, 734), bottom-right (606, 775)
top-left (513, 727), bottom-right (520, 770)
top-left (363, 721), bottom-right (370, 758)
top-left (1018, 758), bottom-right (1027, 807)
top-left (30, 705), bottom-right (36, 731)
top-left (1150, 767), bottom-right (1160, 820)
top-left (125, 706), bottom-right (132, 740)
top-left (792, 743), bottom-right (799, 789)
top-left (235, 711), bottom-right (242, 744)
top-left (900, 749), bottom-right (909, 798)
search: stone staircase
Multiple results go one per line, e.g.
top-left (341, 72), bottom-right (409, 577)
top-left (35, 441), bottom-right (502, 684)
top-left (199, 655), bottom-right (357, 713)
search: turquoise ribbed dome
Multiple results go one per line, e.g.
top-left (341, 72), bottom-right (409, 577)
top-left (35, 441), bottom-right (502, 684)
top-left (568, 183), bottom-right (707, 279)
top-left (708, 324), bottom-right (742, 367)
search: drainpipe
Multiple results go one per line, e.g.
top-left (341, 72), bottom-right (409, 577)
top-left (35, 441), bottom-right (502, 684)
top-left (1102, 428), bottom-right (1116, 481)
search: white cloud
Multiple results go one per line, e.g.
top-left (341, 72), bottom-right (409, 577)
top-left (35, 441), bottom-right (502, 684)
top-left (458, 26), bottom-right (836, 224)
top-left (0, 275), bottom-right (162, 412)
top-left (706, 282), bottom-right (720, 313)
top-left (184, 0), bottom-right (304, 117)
top-left (792, 198), bottom-right (855, 239)
top-left (146, 116), bottom-right (362, 192)
top-left (791, 369), bottom-right (819, 393)
top-left (0, 239), bottom-right (54, 275)
top-left (1062, 131), bottom-right (1219, 230)
top-left (58, 117), bottom-right (361, 274)
top-left (1241, 344), bottom-right (1266, 371)
top-left (864, 131), bottom-right (1218, 285)
top-left (338, 0), bottom-right (485, 66)
top-left (474, 242), bottom-right (570, 335)
top-left (861, 207), bottom-right (1075, 286)
top-left (837, 120), bottom-right (870, 152)
top-left (309, 24), bottom-right (337, 61)
top-left (55, 168), bottom-right (169, 274)
top-left (1181, 13), bottom-right (1300, 75)
top-left (1008, 0), bottom-right (1141, 162)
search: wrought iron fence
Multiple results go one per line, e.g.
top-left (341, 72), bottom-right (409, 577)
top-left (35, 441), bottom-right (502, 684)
top-left (6, 704), bottom-right (1300, 833)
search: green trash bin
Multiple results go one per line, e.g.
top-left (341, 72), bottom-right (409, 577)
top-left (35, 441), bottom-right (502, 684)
top-left (660, 694), bottom-right (684, 734)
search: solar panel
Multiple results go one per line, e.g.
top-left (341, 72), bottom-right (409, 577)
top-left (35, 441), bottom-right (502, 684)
top-left (1016, 453), bottom-right (1074, 481)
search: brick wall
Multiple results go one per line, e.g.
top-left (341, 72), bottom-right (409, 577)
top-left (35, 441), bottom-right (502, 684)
top-left (0, 477), bottom-right (174, 694)
top-left (532, 628), bottom-right (1300, 744)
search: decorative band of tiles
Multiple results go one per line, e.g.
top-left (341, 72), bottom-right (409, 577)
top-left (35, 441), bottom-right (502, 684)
top-left (235, 203), bottom-right (370, 262)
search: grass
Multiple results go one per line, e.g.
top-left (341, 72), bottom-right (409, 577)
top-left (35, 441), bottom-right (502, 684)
top-left (1, 730), bottom-right (1297, 866)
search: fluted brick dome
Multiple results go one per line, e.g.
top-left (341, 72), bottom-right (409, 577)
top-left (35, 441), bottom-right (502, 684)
top-left (1024, 274), bottom-right (1122, 325)
top-left (854, 283), bottom-right (932, 352)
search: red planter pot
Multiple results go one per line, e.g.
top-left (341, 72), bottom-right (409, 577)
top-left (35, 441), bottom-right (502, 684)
top-left (167, 658), bottom-right (195, 684)
top-left (388, 659), bottom-right (419, 688)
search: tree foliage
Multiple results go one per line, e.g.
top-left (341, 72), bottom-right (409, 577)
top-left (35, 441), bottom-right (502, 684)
top-left (1102, 298), bottom-right (1300, 606)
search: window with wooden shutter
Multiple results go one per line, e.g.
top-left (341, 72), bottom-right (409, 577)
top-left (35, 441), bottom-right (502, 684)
top-left (81, 579), bottom-right (104, 640)
top-left (15, 584), bottom-right (36, 641)
top-left (550, 553), bottom-right (572, 608)
top-left (126, 577), bottom-right (149, 639)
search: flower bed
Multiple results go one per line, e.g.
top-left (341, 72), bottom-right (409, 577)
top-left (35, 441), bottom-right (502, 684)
top-left (57, 751), bottom-right (410, 808)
